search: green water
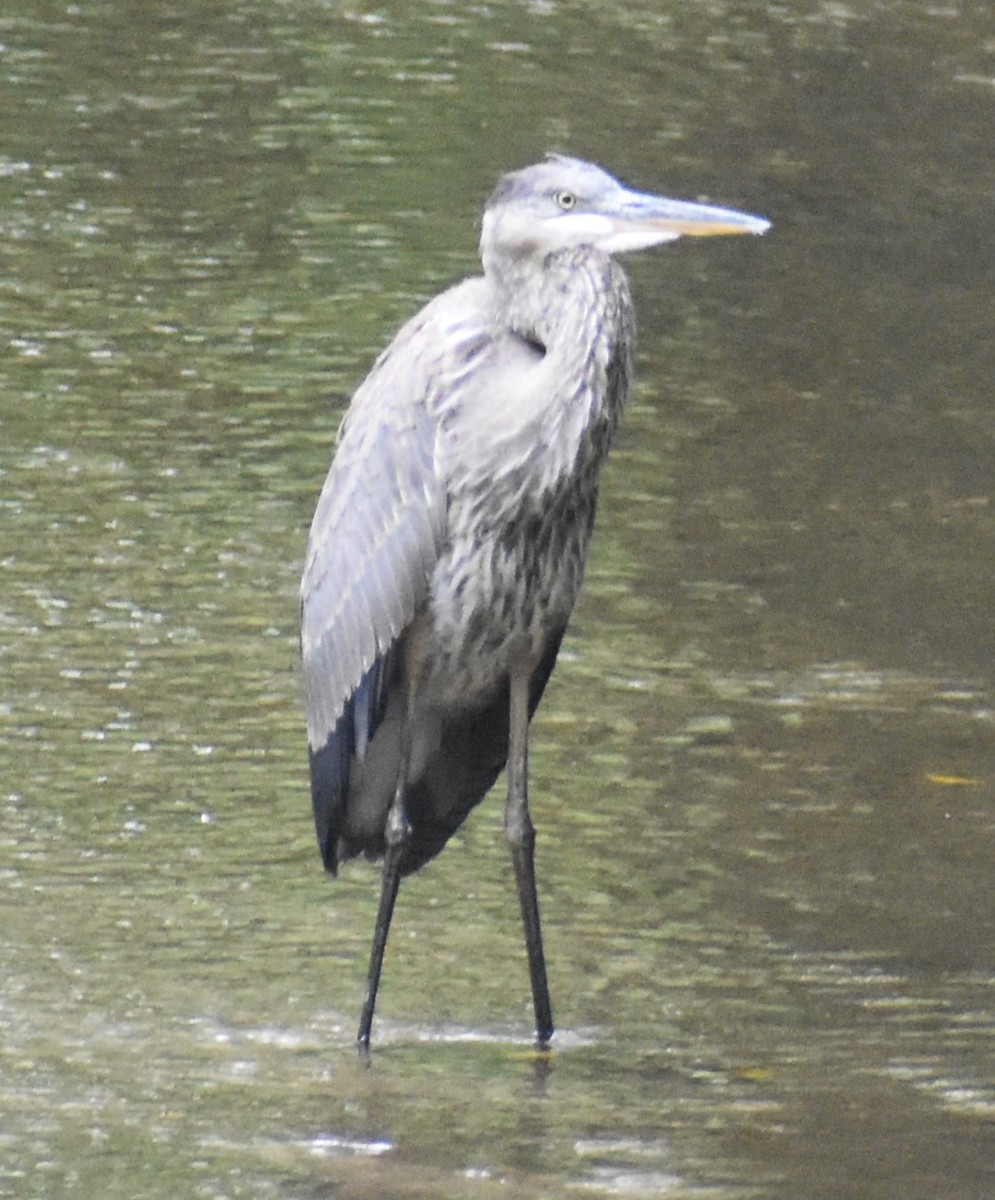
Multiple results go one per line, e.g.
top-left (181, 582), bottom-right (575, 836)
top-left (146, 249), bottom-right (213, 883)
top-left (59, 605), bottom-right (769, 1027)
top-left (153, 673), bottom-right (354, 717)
top-left (2, 2), bottom-right (992, 1197)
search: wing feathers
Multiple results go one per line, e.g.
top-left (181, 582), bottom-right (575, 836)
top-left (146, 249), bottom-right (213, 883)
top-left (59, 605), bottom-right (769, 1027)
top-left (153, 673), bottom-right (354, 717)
top-left (301, 401), bottom-right (445, 750)
top-left (301, 279), bottom-right (505, 868)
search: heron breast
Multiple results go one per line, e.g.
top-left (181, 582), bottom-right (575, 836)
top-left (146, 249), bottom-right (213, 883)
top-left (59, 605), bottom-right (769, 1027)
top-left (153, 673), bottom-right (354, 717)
top-left (422, 483), bottom-right (595, 706)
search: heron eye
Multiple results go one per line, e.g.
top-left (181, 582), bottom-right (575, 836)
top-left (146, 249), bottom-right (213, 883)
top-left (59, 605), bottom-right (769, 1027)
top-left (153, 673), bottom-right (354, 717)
top-left (555, 190), bottom-right (576, 211)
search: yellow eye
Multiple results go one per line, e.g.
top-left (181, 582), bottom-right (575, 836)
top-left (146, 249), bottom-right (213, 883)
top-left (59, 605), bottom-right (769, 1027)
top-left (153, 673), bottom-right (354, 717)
top-left (555, 190), bottom-right (576, 211)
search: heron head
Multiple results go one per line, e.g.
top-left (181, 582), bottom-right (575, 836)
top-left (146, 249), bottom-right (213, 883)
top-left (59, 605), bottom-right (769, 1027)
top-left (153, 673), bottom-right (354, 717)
top-left (481, 155), bottom-right (770, 268)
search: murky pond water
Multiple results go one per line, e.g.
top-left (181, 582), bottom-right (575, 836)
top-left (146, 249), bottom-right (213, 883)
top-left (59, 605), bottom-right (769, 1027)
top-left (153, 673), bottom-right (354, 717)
top-left (2, 2), bottom-right (992, 1197)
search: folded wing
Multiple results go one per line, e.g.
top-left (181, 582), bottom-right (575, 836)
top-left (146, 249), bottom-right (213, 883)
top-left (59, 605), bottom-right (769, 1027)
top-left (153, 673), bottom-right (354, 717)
top-left (300, 311), bottom-right (452, 870)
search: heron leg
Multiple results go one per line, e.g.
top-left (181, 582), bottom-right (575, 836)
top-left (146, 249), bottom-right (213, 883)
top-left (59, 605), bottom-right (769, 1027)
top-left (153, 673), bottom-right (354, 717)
top-left (357, 740), bottom-right (412, 1049)
top-left (506, 667), bottom-right (554, 1046)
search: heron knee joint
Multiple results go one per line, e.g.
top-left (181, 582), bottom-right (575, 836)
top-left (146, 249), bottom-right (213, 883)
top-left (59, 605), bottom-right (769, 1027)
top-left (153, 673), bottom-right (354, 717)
top-left (385, 802), bottom-right (411, 850)
top-left (505, 814), bottom-right (536, 851)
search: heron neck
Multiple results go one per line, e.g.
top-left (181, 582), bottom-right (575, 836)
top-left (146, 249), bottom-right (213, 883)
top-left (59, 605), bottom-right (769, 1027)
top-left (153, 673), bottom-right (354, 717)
top-left (478, 246), bottom-right (635, 475)
top-left (495, 246), bottom-right (633, 418)
top-left (488, 247), bottom-right (632, 358)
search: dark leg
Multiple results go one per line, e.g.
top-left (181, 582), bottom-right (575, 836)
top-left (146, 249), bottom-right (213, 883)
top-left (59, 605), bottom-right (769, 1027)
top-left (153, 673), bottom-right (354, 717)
top-left (505, 668), bottom-right (554, 1046)
top-left (357, 745), bottom-right (411, 1049)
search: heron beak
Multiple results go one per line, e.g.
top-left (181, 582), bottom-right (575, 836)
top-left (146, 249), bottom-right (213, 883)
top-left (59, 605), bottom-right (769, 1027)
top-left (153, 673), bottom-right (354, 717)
top-left (602, 189), bottom-right (771, 252)
top-left (636, 197), bottom-right (770, 237)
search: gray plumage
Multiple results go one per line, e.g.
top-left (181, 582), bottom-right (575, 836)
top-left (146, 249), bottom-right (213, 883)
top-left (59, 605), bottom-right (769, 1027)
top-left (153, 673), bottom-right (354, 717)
top-left (300, 156), bottom-right (769, 1046)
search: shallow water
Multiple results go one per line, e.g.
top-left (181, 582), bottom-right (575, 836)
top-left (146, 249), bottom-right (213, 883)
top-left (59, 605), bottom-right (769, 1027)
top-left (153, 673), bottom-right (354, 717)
top-left (2, 2), bottom-right (993, 1197)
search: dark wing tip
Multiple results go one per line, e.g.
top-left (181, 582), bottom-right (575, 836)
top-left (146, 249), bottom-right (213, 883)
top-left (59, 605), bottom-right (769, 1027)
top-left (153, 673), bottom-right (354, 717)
top-left (309, 732), bottom-right (350, 875)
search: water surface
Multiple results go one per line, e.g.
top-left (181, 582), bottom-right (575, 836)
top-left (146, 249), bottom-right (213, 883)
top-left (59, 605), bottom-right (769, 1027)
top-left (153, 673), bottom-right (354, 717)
top-left (2, 2), bottom-right (992, 1197)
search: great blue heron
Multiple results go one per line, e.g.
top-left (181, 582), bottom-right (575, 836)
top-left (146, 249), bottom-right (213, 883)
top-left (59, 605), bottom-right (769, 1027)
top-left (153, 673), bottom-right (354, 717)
top-left (301, 156), bottom-right (769, 1048)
